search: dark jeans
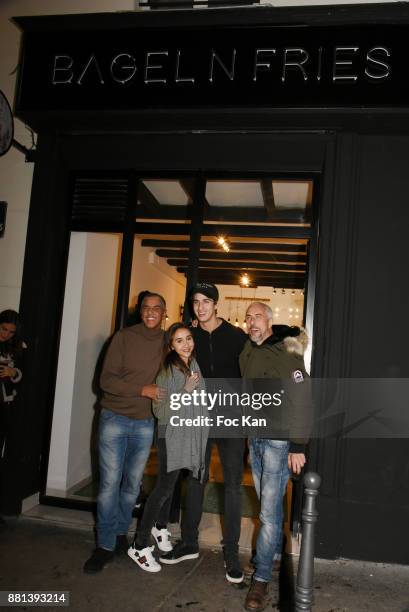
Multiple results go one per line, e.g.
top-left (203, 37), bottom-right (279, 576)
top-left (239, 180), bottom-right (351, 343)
top-left (134, 438), bottom-right (181, 548)
top-left (181, 437), bottom-right (245, 552)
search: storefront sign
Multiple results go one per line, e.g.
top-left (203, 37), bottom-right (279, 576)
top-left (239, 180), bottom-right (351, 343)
top-left (15, 24), bottom-right (409, 111)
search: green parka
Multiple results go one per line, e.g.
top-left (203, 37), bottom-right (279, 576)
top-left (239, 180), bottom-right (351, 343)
top-left (239, 329), bottom-right (312, 452)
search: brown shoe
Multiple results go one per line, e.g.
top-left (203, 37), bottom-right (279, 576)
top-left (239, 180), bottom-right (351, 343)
top-left (244, 579), bottom-right (270, 611)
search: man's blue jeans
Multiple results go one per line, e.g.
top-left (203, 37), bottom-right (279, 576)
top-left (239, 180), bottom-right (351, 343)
top-left (97, 409), bottom-right (154, 551)
top-left (249, 438), bottom-right (290, 583)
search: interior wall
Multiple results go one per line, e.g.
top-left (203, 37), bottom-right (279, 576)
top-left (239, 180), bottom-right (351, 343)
top-left (67, 233), bottom-right (121, 491)
top-left (47, 232), bottom-right (120, 494)
top-left (46, 233), bottom-right (86, 493)
top-left (216, 284), bottom-right (304, 330)
top-left (129, 238), bottom-right (186, 326)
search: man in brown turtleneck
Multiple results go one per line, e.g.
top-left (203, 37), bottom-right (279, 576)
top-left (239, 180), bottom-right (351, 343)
top-left (84, 292), bottom-right (166, 574)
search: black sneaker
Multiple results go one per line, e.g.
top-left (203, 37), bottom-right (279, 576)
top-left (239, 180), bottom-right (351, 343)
top-left (83, 548), bottom-right (115, 574)
top-left (115, 535), bottom-right (129, 554)
top-left (224, 547), bottom-right (244, 584)
top-left (159, 541), bottom-right (199, 564)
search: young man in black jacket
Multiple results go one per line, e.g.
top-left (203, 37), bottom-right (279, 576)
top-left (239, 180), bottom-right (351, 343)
top-left (160, 283), bottom-right (247, 583)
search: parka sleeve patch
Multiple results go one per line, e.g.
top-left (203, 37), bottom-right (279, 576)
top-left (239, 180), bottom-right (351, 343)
top-left (292, 369), bottom-right (304, 384)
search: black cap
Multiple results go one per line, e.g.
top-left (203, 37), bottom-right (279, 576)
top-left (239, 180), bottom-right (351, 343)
top-left (189, 282), bottom-right (219, 302)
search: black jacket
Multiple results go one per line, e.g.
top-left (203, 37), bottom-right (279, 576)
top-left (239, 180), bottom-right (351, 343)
top-left (192, 319), bottom-right (247, 378)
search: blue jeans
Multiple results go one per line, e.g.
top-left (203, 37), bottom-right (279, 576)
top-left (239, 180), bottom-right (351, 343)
top-left (97, 409), bottom-right (154, 551)
top-left (249, 438), bottom-right (290, 583)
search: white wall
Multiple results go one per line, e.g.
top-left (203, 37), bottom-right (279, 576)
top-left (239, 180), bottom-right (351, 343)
top-left (47, 232), bottom-right (120, 494)
top-left (216, 284), bottom-right (304, 330)
top-left (46, 233), bottom-right (87, 493)
top-left (0, 0), bottom-right (134, 312)
top-left (129, 238), bottom-right (186, 326)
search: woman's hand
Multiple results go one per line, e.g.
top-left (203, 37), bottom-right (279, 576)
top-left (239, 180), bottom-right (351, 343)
top-left (184, 372), bottom-right (200, 393)
top-left (0, 365), bottom-right (16, 379)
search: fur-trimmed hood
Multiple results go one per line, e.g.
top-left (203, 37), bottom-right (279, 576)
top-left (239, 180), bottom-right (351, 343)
top-left (282, 328), bottom-right (308, 356)
top-left (255, 325), bottom-right (309, 356)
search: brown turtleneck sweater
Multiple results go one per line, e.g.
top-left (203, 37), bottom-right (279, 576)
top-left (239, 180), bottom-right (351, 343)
top-left (100, 323), bottom-right (164, 419)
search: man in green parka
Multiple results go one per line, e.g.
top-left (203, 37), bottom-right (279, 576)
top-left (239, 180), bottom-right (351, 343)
top-left (239, 302), bottom-right (311, 612)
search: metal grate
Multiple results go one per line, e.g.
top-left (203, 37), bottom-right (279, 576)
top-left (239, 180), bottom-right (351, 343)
top-left (71, 177), bottom-right (129, 223)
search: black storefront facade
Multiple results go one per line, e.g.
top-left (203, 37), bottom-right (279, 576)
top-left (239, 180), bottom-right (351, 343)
top-left (7, 3), bottom-right (409, 564)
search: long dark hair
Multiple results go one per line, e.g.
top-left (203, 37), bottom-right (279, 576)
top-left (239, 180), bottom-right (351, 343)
top-left (0, 309), bottom-right (24, 356)
top-left (163, 323), bottom-right (195, 377)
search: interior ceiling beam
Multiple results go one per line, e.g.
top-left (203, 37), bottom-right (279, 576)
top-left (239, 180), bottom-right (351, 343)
top-left (179, 179), bottom-right (212, 215)
top-left (174, 261), bottom-right (306, 272)
top-left (137, 182), bottom-right (162, 217)
top-left (260, 179), bottom-right (276, 220)
top-left (135, 206), bottom-right (306, 222)
top-left (206, 207), bottom-right (305, 223)
top-left (194, 274), bottom-right (304, 289)
top-left (142, 239), bottom-right (307, 253)
top-left (135, 222), bottom-right (311, 239)
top-left (156, 249), bottom-right (306, 263)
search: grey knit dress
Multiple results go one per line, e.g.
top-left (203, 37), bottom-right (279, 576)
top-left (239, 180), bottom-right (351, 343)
top-left (152, 358), bottom-right (209, 482)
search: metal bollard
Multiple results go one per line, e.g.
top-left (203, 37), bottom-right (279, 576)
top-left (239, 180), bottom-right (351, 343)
top-left (295, 472), bottom-right (321, 612)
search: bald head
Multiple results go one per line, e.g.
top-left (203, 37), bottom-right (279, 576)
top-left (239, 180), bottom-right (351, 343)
top-left (245, 302), bottom-right (273, 345)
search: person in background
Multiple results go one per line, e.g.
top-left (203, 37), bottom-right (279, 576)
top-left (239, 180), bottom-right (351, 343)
top-left (128, 323), bottom-right (209, 572)
top-left (83, 292), bottom-right (167, 574)
top-left (0, 310), bottom-right (25, 528)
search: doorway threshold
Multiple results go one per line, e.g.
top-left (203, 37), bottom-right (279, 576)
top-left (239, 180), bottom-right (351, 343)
top-left (21, 504), bottom-right (270, 553)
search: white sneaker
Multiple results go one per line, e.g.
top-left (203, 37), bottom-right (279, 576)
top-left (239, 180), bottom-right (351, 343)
top-left (151, 525), bottom-right (173, 552)
top-left (128, 544), bottom-right (161, 573)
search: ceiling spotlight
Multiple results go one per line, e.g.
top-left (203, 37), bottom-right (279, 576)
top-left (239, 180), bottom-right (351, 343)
top-left (281, 288), bottom-right (286, 295)
top-left (217, 236), bottom-right (226, 246)
top-left (240, 273), bottom-right (250, 287)
top-left (291, 289), bottom-right (295, 295)
top-left (273, 288), bottom-right (277, 294)
top-left (235, 318), bottom-right (239, 327)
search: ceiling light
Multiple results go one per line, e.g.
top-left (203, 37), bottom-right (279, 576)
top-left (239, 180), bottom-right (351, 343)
top-left (240, 273), bottom-right (250, 287)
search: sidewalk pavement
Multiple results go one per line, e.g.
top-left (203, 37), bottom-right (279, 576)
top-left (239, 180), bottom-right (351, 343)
top-left (0, 516), bottom-right (408, 612)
